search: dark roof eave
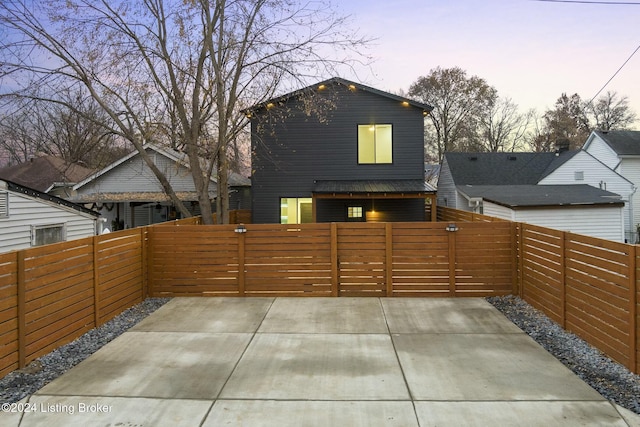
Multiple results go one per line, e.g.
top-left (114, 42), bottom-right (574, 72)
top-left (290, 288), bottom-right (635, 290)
top-left (244, 77), bottom-right (433, 115)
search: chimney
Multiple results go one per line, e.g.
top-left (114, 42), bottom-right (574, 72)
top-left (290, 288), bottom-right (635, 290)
top-left (555, 138), bottom-right (571, 154)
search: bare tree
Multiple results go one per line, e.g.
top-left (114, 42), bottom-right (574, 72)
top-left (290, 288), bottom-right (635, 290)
top-left (586, 91), bottom-right (636, 131)
top-left (408, 67), bottom-right (497, 162)
top-left (0, 0), bottom-right (367, 223)
top-left (480, 97), bottom-right (532, 152)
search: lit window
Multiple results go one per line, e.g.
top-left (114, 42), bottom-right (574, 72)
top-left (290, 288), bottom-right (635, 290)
top-left (280, 198), bottom-right (313, 224)
top-left (32, 224), bottom-right (66, 246)
top-left (347, 206), bottom-right (363, 219)
top-left (358, 124), bottom-right (392, 164)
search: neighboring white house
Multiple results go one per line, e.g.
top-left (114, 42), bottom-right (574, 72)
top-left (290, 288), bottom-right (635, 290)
top-left (459, 184), bottom-right (625, 242)
top-left (583, 130), bottom-right (640, 242)
top-left (70, 144), bottom-right (251, 229)
top-left (438, 150), bottom-right (629, 242)
top-left (0, 179), bottom-right (100, 254)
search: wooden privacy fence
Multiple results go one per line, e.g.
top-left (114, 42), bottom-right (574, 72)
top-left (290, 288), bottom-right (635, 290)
top-left (0, 229), bottom-right (145, 377)
top-left (147, 221), bottom-right (515, 298)
top-left (439, 206), bottom-right (639, 374)
top-left (1, 208), bottom-right (638, 377)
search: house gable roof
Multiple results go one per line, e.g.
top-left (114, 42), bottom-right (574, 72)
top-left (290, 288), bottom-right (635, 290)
top-left (73, 143), bottom-right (250, 191)
top-left (457, 184), bottom-right (623, 208)
top-left (1, 179), bottom-right (99, 217)
top-left (444, 151), bottom-right (578, 186)
top-left (591, 130), bottom-right (640, 156)
top-left (0, 155), bottom-right (95, 192)
top-left (246, 77), bottom-right (433, 116)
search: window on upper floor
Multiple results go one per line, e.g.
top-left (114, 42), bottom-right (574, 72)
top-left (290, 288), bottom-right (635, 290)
top-left (280, 197), bottom-right (313, 224)
top-left (358, 124), bottom-right (392, 164)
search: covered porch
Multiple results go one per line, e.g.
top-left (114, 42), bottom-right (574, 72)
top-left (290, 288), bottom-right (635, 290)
top-left (311, 179), bottom-right (437, 223)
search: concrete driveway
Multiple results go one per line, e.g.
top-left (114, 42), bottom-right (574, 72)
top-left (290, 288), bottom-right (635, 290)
top-left (3, 297), bottom-right (639, 426)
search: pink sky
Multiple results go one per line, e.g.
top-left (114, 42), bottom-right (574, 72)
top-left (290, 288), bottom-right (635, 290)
top-left (337, 0), bottom-right (640, 126)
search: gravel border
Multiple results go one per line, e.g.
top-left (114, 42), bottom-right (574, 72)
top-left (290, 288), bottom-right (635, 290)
top-left (0, 297), bottom-right (171, 404)
top-left (487, 295), bottom-right (640, 414)
top-left (1, 295), bottom-right (638, 415)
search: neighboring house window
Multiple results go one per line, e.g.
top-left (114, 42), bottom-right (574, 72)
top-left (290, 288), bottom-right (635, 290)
top-left (0, 192), bottom-right (8, 218)
top-left (574, 171), bottom-right (584, 181)
top-left (358, 124), bottom-right (392, 164)
top-left (31, 223), bottom-right (66, 246)
top-left (280, 198), bottom-right (313, 224)
top-left (347, 206), bottom-right (364, 221)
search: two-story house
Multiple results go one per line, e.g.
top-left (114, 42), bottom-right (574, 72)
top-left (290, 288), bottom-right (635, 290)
top-left (247, 78), bottom-right (435, 224)
top-left (583, 130), bottom-right (640, 241)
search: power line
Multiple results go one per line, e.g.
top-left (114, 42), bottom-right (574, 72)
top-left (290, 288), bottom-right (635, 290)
top-left (588, 42), bottom-right (640, 104)
top-left (532, 0), bottom-right (640, 4)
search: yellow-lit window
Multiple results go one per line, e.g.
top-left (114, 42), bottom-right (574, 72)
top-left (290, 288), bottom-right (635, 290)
top-left (280, 197), bottom-right (313, 224)
top-left (347, 206), bottom-right (363, 219)
top-left (358, 124), bottom-right (392, 164)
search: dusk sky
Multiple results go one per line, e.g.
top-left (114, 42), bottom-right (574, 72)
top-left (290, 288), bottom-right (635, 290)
top-left (337, 0), bottom-right (640, 125)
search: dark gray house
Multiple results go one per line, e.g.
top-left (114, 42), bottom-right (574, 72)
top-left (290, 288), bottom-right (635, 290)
top-left (247, 78), bottom-right (435, 224)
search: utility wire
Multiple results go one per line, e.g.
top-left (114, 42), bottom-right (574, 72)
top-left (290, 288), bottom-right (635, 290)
top-left (588, 43), bottom-right (640, 104)
top-left (532, 1), bottom-right (640, 4)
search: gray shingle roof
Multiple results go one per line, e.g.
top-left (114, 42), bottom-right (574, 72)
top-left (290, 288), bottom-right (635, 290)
top-left (457, 184), bottom-right (623, 208)
top-left (314, 179), bottom-right (436, 194)
top-left (594, 130), bottom-right (640, 156)
top-left (444, 151), bottom-right (578, 185)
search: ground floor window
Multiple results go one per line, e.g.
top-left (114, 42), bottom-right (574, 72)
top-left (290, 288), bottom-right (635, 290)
top-left (32, 223), bottom-right (66, 246)
top-left (347, 205), bottom-right (364, 221)
top-left (280, 197), bottom-right (313, 224)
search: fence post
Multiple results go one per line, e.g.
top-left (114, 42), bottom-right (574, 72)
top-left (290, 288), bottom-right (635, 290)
top-left (330, 223), bottom-right (338, 297)
top-left (448, 223), bottom-right (457, 296)
top-left (628, 244), bottom-right (637, 373)
top-left (385, 223), bottom-right (393, 296)
top-left (560, 232), bottom-right (567, 329)
top-left (93, 235), bottom-right (100, 327)
top-left (146, 227), bottom-right (154, 297)
top-left (140, 227), bottom-right (148, 299)
top-left (511, 222), bottom-right (519, 295)
top-left (238, 227), bottom-right (246, 296)
top-left (518, 223), bottom-right (524, 298)
top-left (17, 251), bottom-right (26, 369)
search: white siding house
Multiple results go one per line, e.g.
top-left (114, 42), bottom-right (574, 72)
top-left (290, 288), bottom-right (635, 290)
top-left (71, 144), bottom-right (251, 229)
top-left (583, 130), bottom-right (640, 242)
top-left (538, 150), bottom-right (634, 241)
top-left (0, 179), bottom-right (99, 254)
top-left (439, 151), bottom-right (628, 242)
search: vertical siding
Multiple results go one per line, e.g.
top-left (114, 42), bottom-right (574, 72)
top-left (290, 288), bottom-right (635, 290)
top-left (0, 193), bottom-right (96, 253)
top-left (251, 84), bottom-right (426, 223)
top-left (515, 206), bottom-right (625, 242)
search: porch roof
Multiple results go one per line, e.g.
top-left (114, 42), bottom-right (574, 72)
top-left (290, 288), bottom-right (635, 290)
top-left (313, 179), bottom-right (436, 197)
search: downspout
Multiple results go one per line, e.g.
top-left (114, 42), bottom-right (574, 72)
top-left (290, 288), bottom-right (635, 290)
top-left (630, 185), bottom-right (637, 243)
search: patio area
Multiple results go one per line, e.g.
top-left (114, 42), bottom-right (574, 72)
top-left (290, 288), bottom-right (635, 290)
top-left (2, 297), bottom-right (639, 426)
